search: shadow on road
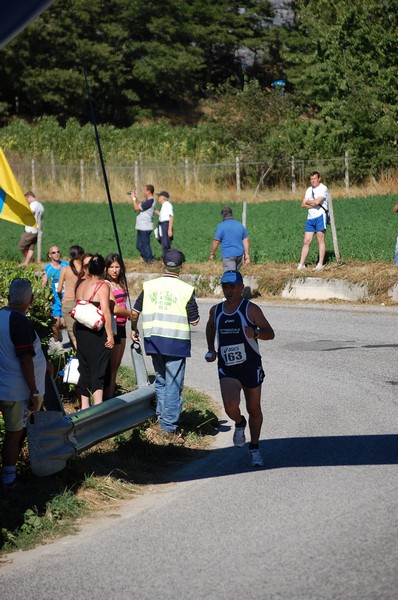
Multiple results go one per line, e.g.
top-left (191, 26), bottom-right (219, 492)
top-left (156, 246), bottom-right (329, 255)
top-left (171, 433), bottom-right (398, 481)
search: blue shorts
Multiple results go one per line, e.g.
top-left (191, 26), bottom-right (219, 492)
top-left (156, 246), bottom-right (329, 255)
top-left (52, 298), bottom-right (63, 318)
top-left (305, 214), bottom-right (327, 233)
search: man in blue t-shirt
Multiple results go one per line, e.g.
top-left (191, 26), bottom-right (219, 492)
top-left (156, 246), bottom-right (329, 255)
top-left (42, 245), bottom-right (68, 349)
top-left (209, 206), bottom-right (250, 272)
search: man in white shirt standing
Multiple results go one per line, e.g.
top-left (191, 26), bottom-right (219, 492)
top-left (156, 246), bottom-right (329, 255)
top-left (297, 171), bottom-right (329, 271)
top-left (18, 191), bottom-right (44, 266)
top-left (155, 190), bottom-right (174, 256)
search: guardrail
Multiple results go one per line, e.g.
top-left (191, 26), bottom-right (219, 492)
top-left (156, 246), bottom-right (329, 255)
top-left (27, 343), bottom-right (156, 476)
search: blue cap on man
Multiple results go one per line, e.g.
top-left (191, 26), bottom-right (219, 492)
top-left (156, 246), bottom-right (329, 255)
top-left (164, 249), bottom-right (185, 268)
top-left (220, 270), bottom-right (243, 285)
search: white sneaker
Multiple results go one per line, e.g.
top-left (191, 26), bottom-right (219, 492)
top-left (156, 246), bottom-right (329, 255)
top-left (314, 264), bottom-right (324, 271)
top-left (249, 447), bottom-right (264, 467)
top-left (233, 419), bottom-right (246, 447)
top-left (297, 264), bottom-right (306, 270)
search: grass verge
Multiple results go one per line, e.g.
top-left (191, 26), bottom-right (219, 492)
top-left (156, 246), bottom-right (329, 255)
top-left (0, 367), bottom-right (219, 556)
top-left (122, 258), bottom-right (398, 305)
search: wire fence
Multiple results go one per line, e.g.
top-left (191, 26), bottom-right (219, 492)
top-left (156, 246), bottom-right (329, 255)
top-left (10, 153), bottom-right (350, 200)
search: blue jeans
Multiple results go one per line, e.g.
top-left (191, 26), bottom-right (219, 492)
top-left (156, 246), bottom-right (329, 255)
top-left (136, 229), bottom-right (153, 262)
top-left (159, 221), bottom-right (173, 255)
top-left (151, 354), bottom-right (186, 432)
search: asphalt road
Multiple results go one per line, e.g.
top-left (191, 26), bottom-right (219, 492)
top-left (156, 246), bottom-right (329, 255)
top-left (1, 300), bottom-right (398, 599)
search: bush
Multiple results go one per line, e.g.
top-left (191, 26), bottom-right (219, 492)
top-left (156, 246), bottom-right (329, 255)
top-left (0, 261), bottom-right (53, 343)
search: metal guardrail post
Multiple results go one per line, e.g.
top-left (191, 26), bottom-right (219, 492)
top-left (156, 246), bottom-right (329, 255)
top-left (131, 342), bottom-right (150, 387)
top-left (27, 343), bottom-right (156, 476)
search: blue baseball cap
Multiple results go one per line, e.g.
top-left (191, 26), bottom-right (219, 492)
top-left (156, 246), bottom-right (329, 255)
top-left (220, 270), bottom-right (243, 285)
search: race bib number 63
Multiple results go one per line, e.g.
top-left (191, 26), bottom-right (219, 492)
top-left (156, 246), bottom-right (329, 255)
top-left (220, 343), bottom-right (246, 366)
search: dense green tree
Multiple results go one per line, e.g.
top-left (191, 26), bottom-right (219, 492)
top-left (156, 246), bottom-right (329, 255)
top-left (206, 79), bottom-right (302, 185)
top-left (0, 0), bottom-right (140, 125)
top-left (281, 0), bottom-right (398, 177)
top-left (2, 0), bottom-right (397, 181)
top-left (0, 0), bottom-right (275, 125)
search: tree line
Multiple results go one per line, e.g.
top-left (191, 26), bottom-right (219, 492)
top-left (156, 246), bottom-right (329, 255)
top-left (0, 0), bottom-right (397, 182)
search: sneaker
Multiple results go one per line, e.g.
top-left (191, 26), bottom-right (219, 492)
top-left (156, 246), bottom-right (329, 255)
top-left (249, 448), bottom-right (264, 467)
top-left (233, 418), bottom-right (246, 447)
top-left (314, 263), bottom-right (324, 271)
top-left (297, 264), bottom-right (306, 270)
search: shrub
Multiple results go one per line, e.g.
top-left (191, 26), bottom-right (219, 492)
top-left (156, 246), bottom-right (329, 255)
top-left (0, 261), bottom-right (53, 343)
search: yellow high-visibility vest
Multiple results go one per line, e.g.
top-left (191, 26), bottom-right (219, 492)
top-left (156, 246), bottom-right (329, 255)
top-left (142, 276), bottom-right (194, 355)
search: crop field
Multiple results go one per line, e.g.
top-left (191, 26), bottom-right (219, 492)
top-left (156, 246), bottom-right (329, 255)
top-left (0, 195), bottom-right (397, 265)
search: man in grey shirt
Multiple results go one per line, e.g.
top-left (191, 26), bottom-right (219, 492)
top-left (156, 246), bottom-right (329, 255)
top-left (131, 184), bottom-right (156, 263)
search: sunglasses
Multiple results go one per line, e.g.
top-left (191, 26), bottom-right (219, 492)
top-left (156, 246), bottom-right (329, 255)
top-left (50, 250), bottom-right (60, 254)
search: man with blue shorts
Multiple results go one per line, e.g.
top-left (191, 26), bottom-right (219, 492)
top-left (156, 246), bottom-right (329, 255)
top-left (297, 171), bottom-right (329, 270)
top-left (205, 270), bottom-right (275, 467)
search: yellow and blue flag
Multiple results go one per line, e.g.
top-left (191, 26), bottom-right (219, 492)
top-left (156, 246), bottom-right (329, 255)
top-left (0, 147), bottom-right (35, 227)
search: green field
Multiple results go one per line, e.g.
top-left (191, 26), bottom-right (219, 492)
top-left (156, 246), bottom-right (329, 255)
top-left (1, 195), bottom-right (397, 265)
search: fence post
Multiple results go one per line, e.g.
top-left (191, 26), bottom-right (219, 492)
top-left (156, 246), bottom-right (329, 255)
top-left (94, 152), bottom-right (100, 182)
top-left (51, 151), bottom-right (55, 181)
top-left (291, 156), bottom-right (296, 194)
top-left (344, 151), bottom-right (349, 189)
top-left (236, 156), bottom-right (246, 226)
top-left (328, 194), bottom-right (340, 263)
top-left (31, 158), bottom-right (36, 191)
top-left (36, 212), bottom-right (43, 263)
top-left (134, 160), bottom-right (139, 192)
top-left (185, 158), bottom-right (189, 190)
top-left (236, 155), bottom-right (241, 197)
top-left (80, 159), bottom-right (85, 200)
top-left (139, 152), bottom-right (143, 189)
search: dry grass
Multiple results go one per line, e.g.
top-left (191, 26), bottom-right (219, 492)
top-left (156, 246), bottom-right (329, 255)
top-left (0, 389), bottom-right (219, 555)
top-left (38, 174), bottom-right (398, 204)
top-left (121, 258), bottom-right (398, 305)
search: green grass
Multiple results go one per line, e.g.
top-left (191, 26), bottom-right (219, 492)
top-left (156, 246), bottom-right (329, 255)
top-left (0, 365), bottom-right (219, 554)
top-left (0, 195), bottom-right (397, 264)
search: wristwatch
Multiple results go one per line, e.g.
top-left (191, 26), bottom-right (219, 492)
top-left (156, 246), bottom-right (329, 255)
top-left (253, 327), bottom-right (260, 340)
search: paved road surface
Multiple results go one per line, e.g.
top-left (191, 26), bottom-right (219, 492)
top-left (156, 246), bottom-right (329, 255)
top-left (1, 300), bottom-right (397, 599)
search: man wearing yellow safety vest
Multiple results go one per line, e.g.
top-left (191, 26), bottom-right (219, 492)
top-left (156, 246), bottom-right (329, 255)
top-left (131, 249), bottom-right (200, 439)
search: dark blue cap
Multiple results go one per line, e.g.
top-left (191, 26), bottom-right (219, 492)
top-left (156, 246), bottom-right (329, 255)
top-left (164, 249), bottom-right (185, 267)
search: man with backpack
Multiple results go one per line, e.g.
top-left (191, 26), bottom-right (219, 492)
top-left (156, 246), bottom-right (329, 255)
top-left (297, 171), bottom-right (329, 271)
